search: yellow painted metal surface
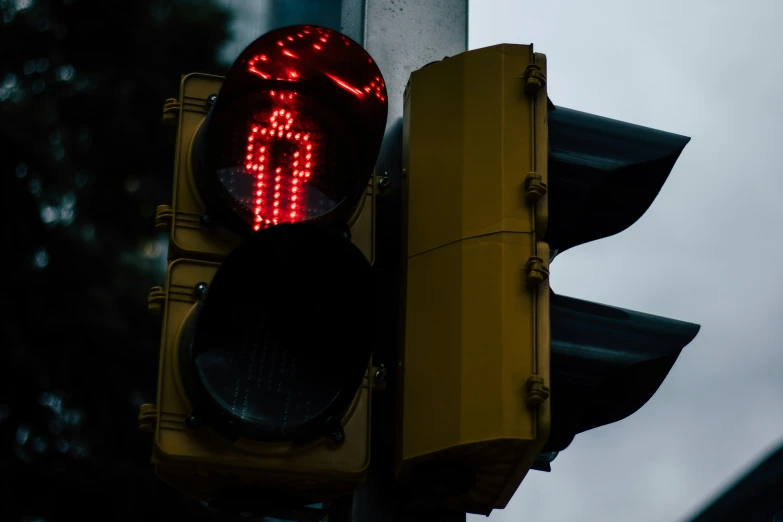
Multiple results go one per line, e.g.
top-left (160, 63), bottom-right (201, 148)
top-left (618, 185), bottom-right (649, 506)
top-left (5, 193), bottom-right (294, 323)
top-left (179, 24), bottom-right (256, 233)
top-left (147, 72), bottom-right (379, 504)
top-left (148, 258), bottom-right (372, 504)
top-left (398, 44), bottom-right (550, 515)
top-left (165, 74), bottom-right (376, 263)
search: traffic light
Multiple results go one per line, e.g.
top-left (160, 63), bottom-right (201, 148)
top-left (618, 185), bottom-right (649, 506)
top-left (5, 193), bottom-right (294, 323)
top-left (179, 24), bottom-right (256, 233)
top-left (396, 44), bottom-right (699, 516)
top-left (141, 25), bottom-right (388, 515)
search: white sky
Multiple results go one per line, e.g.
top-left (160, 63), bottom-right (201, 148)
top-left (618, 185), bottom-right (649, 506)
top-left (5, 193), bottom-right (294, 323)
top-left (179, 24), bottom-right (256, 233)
top-left (470, 1), bottom-right (783, 521)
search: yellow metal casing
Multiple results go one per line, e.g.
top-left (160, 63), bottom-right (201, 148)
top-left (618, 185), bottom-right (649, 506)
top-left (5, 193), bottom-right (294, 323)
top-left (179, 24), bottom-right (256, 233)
top-left (145, 258), bottom-right (372, 504)
top-left (398, 44), bottom-right (551, 515)
top-left (162, 73), bottom-right (376, 264)
top-left (145, 72), bottom-right (379, 504)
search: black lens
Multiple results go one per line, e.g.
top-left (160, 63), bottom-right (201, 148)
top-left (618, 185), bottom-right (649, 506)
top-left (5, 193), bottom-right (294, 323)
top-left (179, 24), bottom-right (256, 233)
top-left (185, 223), bottom-right (374, 441)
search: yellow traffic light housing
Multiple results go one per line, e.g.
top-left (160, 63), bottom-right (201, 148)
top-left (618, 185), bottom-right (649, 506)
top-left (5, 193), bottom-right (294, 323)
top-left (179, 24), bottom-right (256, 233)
top-left (397, 44), bottom-right (551, 515)
top-left (155, 73), bottom-right (378, 263)
top-left (142, 25), bottom-right (389, 514)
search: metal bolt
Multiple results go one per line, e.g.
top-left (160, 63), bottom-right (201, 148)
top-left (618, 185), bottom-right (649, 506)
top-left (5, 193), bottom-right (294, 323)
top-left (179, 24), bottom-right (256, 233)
top-left (199, 214), bottom-right (214, 227)
top-left (330, 429), bottom-right (345, 444)
top-left (194, 282), bottom-right (208, 300)
top-left (185, 414), bottom-right (200, 429)
top-left (375, 364), bottom-right (387, 384)
top-left (378, 175), bottom-right (390, 191)
top-left (207, 94), bottom-right (217, 106)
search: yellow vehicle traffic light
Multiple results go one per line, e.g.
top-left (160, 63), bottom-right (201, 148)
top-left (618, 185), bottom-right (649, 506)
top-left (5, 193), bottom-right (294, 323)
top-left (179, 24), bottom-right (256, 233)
top-left (395, 43), bottom-right (700, 517)
top-left (141, 25), bottom-right (388, 516)
top-left (397, 44), bottom-right (551, 516)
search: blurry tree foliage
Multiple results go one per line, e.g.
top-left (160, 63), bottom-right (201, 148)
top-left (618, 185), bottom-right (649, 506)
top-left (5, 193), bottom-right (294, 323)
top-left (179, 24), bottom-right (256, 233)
top-left (0, 0), bottom-right (232, 520)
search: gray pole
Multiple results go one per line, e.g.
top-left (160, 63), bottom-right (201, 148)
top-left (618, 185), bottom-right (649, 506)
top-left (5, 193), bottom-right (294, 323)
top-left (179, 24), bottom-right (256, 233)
top-left (350, 3), bottom-right (468, 521)
top-left (255, 2), bottom-right (469, 520)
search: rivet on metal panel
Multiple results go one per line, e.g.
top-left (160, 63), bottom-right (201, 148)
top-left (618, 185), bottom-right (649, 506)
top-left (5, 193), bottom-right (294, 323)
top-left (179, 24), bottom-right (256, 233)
top-left (147, 286), bottom-right (166, 315)
top-left (523, 64), bottom-right (546, 96)
top-left (194, 282), bottom-right (209, 300)
top-left (524, 256), bottom-right (549, 288)
top-left (138, 403), bottom-right (158, 432)
top-left (524, 172), bottom-right (547, 204)
top-left (525, 376), bottom-right (550, 407)
top-left (162, 98), bottom-right (180, 126)
top-left (155, 204), bottom-right (173, 231)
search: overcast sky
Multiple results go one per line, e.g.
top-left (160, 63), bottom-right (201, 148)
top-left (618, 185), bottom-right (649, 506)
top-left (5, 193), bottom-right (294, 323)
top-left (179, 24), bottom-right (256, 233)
top-left (470, 1), bottom-right (783, 521)
top-left (215, 1), bottom-right (783, 520)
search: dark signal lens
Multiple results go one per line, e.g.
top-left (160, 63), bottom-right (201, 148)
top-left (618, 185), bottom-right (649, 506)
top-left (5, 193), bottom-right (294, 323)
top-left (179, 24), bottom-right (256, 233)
top-left (203, 25), bottom-right (388, 233)
top-left (184, 224), bottom-right (374, 441)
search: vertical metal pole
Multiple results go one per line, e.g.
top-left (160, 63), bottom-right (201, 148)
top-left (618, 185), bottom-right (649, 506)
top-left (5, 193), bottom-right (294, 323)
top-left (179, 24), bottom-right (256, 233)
top-left (256, 2), bottom-right (468, 520)
top-left (357, 3), bottom-right (468, 522)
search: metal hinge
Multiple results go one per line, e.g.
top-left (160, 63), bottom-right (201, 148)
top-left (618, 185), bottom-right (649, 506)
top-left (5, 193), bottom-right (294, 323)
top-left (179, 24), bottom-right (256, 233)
top-left (155, 204), bottom-right (173, 231)
top-left (162, 98), bottom-right (180, 126)
top-left (524, 172), bottom-right (547, 204)
top-left (524, 256), bottom-right (549, 288)
top-left (148, 286), bottom-right (166, 315)
top-left (138, 403), bottom-right (158, 433)
top-left (523, 64), bottom-right (546, 96)
top-left (525, 375), bottom-right (550, 407)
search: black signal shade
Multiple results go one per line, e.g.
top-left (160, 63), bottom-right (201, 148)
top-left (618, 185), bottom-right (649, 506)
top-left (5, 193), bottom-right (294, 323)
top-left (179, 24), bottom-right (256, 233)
top-left (200, 25), bottom-right (388, 233)
top-left (183, 223), bottom-right (374, 442)
top-left (546, 103), bottom-right (690, 255)
top-left (545, 291), bottom-right (700, 452)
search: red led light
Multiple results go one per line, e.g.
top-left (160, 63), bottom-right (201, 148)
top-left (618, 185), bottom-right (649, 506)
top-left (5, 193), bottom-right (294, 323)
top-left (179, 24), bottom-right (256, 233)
top-left (248, 55), bottom-right (272, 79)
top-left (324, 73), bottom-right (364, 97)
top-left (211, 25), bottom-right (389, 232)
top-left (246, 99), bottom-right (317, 229)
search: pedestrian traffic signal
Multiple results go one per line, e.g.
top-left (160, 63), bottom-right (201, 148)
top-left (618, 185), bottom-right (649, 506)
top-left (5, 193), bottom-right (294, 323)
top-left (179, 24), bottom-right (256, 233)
top-left (141, 25), bottom-right (387, 516)
top-left (396, 44), bottom-right (699, 516)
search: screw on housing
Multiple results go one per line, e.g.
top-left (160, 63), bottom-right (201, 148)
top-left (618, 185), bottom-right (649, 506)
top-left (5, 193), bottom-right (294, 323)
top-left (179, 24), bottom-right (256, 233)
top-left (330, 429), bottom-right (345, 444)
top-left (194, 282), bottom-right (209, 300)
top-left (199, 213), bottom-right (214, 227)
top-left (327, 419), bottom-right (346, 445)
top-left (207, 93), bottom-right (217, 107)
top-left (185, 413), bottom-right (200, 429)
